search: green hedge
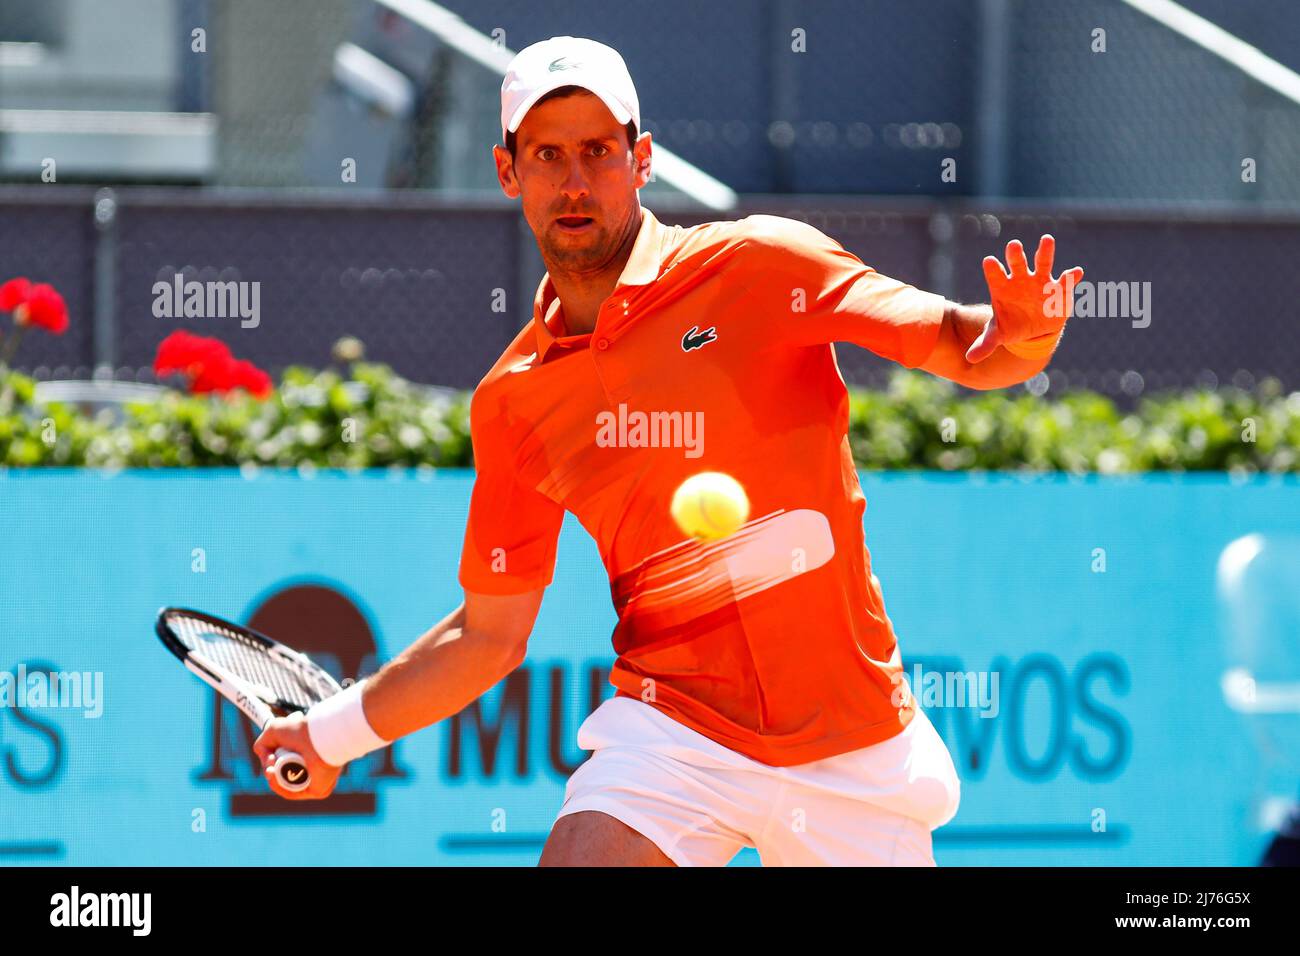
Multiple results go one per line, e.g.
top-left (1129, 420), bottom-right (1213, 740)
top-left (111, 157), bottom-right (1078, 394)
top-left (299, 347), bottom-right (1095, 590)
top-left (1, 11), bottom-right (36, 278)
top-left (0, 364), bottom-right (470, 470)
top-left (2, 364), bottom-right (1297, 472)
top-left (848, 372), bottom-right (1299, 473)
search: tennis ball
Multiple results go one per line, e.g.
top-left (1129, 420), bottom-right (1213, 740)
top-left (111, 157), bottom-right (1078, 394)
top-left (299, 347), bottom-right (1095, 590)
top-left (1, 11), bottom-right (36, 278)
top-left (670, 471), bottom-right (750, 542)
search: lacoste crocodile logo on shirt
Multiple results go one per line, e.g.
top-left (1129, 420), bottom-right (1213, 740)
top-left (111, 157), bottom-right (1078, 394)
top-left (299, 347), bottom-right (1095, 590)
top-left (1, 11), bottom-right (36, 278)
top-left (681, 325), bottom-right (717, 352)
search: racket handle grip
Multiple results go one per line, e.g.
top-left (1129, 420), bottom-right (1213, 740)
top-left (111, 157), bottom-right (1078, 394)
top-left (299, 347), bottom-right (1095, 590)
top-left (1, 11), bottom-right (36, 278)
top-left (272, 748), bottom-right (310, 792)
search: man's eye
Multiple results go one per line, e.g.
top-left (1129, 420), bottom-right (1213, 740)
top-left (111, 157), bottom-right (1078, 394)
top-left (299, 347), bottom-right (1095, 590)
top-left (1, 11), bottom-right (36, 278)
top-left (535, 145), bottom-right (608, 160)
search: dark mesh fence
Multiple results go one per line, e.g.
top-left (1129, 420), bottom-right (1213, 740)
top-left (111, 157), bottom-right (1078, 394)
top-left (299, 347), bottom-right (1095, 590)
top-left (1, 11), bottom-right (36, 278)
top-left (3, 0), bottom-right (1297, 199)
top-left (1182, 0), bottom-right (1300, 74)
top-left (4, 188), bottom-right (1298, 397)
top-left (371, 0), bottom-right (977, 197)
top-left (1008, 0), bottom-right (1300, 203)
top-left (209, 0), bottom-right (354, 187)
top-left (110, 193), bottom-right (521, 387)
top-left (190, 0), bottom-right (1300, 201)
top-left (950, 207), bottom-right (1300, 395)
top-left (0, 188), bottom-right (521, 388)
top-left (725, 197), bottom-right (1299, 395)
top-left (0, 192), bottom-right (96, 375)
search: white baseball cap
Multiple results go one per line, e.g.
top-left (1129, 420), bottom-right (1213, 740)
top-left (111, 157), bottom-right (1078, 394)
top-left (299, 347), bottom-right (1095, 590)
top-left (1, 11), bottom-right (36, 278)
top-left (500, 36), bottom-right (640, 143)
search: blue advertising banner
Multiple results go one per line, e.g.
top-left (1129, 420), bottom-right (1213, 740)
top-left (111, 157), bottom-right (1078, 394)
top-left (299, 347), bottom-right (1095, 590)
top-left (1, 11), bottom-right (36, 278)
top-left (2, 470), bottom-right (1297, 866)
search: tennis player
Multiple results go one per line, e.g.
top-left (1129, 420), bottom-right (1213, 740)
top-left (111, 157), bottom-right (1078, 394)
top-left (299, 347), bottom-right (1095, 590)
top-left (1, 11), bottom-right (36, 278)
top-left (254, 36), bottom-right (1083, 866)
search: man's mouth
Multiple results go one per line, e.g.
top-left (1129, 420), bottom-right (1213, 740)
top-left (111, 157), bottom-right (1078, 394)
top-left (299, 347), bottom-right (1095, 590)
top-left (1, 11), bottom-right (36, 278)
top-left (555, 216), bottom-right (595, 232)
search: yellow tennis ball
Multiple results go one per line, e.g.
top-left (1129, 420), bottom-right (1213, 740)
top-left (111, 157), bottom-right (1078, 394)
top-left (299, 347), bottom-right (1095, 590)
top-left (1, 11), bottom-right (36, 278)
top-left (671, 472), bottom-right (750, 542)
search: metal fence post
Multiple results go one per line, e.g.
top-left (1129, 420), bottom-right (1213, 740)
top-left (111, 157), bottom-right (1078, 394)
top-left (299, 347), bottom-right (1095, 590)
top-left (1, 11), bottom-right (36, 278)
top-left (976, 0), bottom-right (1011, 200)
top-left (928, 210), bottom-right (957, 302)
top-left (92, 187), bottom-right (118, 376)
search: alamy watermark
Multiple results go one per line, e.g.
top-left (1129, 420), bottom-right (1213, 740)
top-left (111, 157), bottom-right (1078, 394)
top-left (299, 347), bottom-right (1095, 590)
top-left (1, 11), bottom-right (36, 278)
top-left (152, 273), bottom-right (260, 328)
top-left (1046, 277), bottom-right (1152, 329)
top-left (1, 665), bottom-right (104, 718)
top-left (595, 403), bottom-right (704, 458)
top-left (50, 886), bottom-right (150, 935)
top-left (895, 663), bottom-right (1000, 718)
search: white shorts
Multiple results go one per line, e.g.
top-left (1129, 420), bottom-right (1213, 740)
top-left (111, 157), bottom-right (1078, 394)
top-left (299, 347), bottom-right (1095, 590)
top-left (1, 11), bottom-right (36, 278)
top-left (554, 696), bottom-right (961, 867)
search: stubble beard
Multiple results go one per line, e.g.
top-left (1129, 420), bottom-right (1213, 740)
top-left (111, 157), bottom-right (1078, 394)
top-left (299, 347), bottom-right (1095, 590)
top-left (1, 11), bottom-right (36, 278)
top-left (540, 221), bottom-right (613, 275)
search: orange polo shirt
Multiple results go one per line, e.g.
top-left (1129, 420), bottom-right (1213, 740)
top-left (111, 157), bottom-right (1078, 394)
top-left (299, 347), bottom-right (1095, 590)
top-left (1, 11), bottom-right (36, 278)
top-left (458, 205), bottom-right (948, 766)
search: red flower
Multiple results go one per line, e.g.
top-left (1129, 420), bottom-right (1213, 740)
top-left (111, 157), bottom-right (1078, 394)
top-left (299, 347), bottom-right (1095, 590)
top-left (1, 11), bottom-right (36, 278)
top-left (227, 359), bottom-right (273, 399)
top-left (154, 330), bottom-right (272, 399)
top-left (155, 330), bottom-right (231, 376)
top-left (14, 283), bottom-right (69, 335)
top-left (188, 354), bottom-right (237, 393)
top-left (0, 278), bottom-right (31, 312)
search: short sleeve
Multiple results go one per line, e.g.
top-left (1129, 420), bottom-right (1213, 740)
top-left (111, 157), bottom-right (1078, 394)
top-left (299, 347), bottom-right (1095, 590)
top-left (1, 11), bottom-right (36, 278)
top-left (457, 390), bottom-right (565, 595)
top-left (742, 215), bottom-right (947, 369)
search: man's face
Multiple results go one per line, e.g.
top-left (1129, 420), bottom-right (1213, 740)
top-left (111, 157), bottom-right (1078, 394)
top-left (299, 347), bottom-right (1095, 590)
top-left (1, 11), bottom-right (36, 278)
top-left (494, 90), bottom-right (651, 274)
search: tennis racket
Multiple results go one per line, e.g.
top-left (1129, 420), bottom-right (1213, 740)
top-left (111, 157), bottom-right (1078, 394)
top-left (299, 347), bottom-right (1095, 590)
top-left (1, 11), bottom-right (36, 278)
top-left (155, 606), bottom-right (343, 792)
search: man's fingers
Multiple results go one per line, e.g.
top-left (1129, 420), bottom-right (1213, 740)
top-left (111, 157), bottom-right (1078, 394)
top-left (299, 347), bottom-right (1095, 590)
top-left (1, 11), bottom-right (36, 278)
top-left (964, 320), bottom-right (999, 364)
top-left (1005, 239), bottom-right (1029, 277)
top-left (252, 731), bottom-right (275, 763)
top-left (982, 255), bottom-right (1009, 288)
top-left (1064, 265), bottom-right (1084, 285)
top-left (263, 765), bottom-right (293, 799)
top-left (1033, 234), bottom-right (1055, 277)
top-left (252, 725), bottom-right (289, 762)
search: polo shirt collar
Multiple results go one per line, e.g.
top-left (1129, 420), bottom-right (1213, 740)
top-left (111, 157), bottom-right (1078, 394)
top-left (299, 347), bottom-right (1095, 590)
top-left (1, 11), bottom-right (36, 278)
top-left (533, 205), bottom-right (664, 360)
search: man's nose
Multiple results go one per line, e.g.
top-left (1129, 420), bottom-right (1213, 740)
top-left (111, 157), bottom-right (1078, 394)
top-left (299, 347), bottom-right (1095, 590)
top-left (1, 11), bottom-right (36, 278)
top-left (559, 159), bottom-right (590, 200)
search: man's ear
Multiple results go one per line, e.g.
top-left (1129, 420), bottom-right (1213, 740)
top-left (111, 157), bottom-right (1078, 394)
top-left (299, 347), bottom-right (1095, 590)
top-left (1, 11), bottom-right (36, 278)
top-left (493, 144), bottom-right (521, 199)
top-left (632, 131), bottom-right (653, 188)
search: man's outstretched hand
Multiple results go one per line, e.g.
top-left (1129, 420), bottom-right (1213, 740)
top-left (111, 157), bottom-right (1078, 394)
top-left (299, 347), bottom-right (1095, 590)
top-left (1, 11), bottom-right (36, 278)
top-left (965, 235), bottom-right (1084, 364)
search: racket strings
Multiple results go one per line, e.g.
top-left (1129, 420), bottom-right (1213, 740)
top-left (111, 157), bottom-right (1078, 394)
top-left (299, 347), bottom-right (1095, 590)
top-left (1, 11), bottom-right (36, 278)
top-left (172, 614), bottom-right (327, 712)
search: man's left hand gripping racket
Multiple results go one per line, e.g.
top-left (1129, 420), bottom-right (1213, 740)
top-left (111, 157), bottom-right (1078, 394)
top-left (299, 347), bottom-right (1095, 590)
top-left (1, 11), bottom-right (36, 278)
top-left (156, 607), bottom-right (343, 792)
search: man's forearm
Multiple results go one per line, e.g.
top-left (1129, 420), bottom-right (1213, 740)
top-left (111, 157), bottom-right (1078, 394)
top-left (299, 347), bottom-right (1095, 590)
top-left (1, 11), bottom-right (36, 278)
top-left (357, 603), bottom-right (522, 742)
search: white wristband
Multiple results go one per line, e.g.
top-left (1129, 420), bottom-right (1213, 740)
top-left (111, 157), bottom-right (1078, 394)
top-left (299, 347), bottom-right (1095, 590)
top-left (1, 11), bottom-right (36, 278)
top-left (306, 679), bottom-right (388, 767)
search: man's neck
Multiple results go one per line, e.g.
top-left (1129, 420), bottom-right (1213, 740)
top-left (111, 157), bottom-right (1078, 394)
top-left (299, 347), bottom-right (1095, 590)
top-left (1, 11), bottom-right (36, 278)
top-left (545, 207), bottom-right (643, 337)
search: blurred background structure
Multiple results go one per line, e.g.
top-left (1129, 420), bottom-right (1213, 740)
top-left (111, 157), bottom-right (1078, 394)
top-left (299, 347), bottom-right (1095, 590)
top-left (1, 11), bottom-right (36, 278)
top-left (1, 0), bottom-right (1298, 392)
top-left (3, 0), bottom-right (1298, 871)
